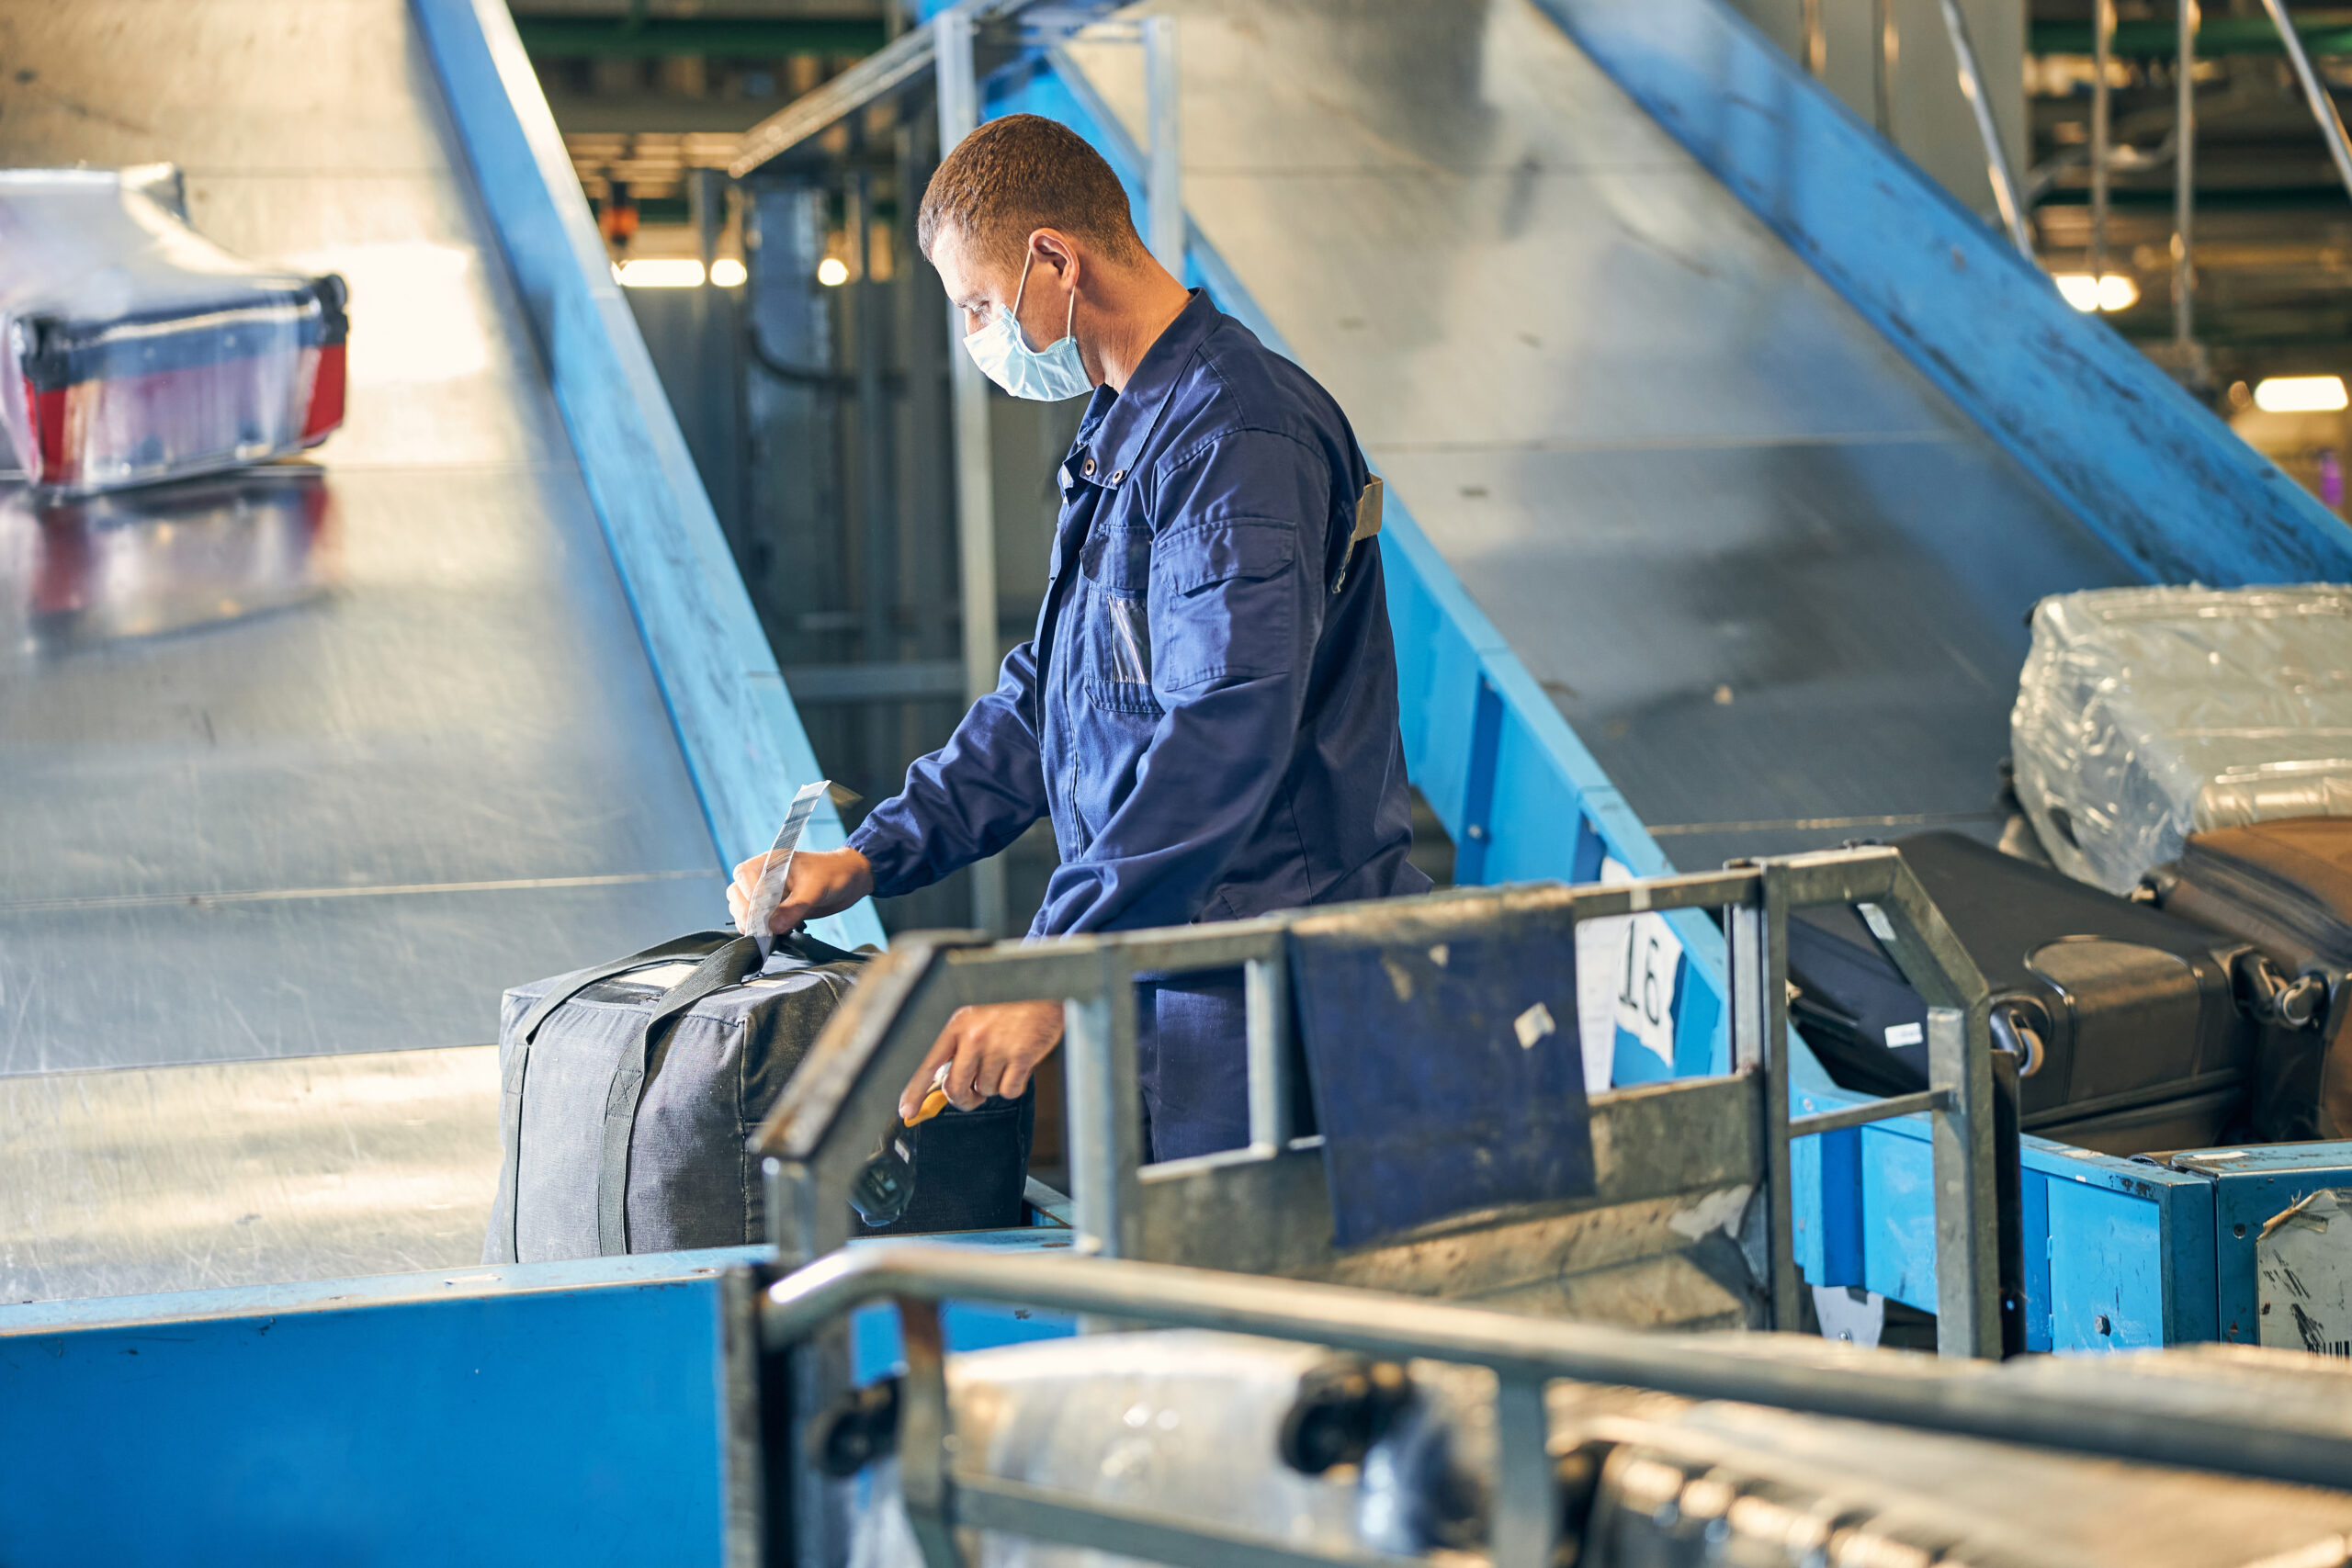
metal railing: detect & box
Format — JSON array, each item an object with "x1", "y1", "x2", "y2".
[
  {"x1": 756, "y1": 844, "x2": 2004, "y2": 1358},
  {"x1": 1936, "y1": 0, "x2": 2035, "y2": 254},
  {"x1": 752, "y1": 1243, "x2": 2352, "y2": 1568}
]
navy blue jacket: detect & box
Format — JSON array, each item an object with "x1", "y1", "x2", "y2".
[{"x1": 848, "y1": 292, "x2": 1427, "y2": 943}]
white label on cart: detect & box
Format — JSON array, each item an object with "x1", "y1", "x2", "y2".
[
  {"x1": 1885, "y1": 1021, "x2": 1924, "y2": 1048},
  {"x1": 2259, "y1": 1189, "x2": 2352, "y2": 1358},
  {"x1": 1575, "y1": 858, "x2": 1683, "y2": 1091}
]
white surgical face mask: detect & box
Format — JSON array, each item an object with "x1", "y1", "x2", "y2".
[{"x1": 962, "y1": 251, "x2": 1090, "y2": 401}]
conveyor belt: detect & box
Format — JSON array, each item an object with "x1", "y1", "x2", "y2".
[
  {"x1": 1064, "y1": 0, "x2": 2141, "y2": 874},
  {"x1": 0, "y1": 0, "x2": 729, "y2": 1296}
]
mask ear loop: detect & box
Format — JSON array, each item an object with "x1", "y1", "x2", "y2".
[
  {"x1": 1008, "y1": 249, "x2": 1036, "y2": 348},
  {"x1": 1008, "y1": 247, "x2": 1078, "y2": 353}
]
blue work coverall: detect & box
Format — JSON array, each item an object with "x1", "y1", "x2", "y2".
[{"x1": 847, "y1": 292, "x2": 1430, "y2": 1159}]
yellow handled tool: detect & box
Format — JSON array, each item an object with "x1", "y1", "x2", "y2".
[{"x1": 908, "y1": 1063, "x2": 952, "y2": 1126}]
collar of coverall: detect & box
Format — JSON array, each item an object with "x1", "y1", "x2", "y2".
[{"x1": 1076, "y1": 288, "x2": 1221, "y2": 492}]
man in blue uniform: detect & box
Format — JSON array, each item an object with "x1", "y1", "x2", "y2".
[{"x1": 729, "y1": 114, "x2": 1427, "y2": 1161}]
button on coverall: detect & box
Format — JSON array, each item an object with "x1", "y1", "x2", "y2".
[{"x1": 848, "y1": 292, "x2": 1430, "y2": 1160}]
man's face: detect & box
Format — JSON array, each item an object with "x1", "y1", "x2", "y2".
[{"x1": 932, "y1": 227, "x2": 1067, "y2": 349}]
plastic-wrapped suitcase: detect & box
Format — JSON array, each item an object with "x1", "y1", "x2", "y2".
[
  {"x1": 0, "y1": 164, "x2": 347, "y2": 494},
  {"x1": 2011, "y1": 584, "x2": 2352, "y2": 896},
  {"x1": 1786, "y1": 831, "x2": 2263, "y2": 1155},
  {"x1": 483, "y1": 928, "x2": 1033, "y2": 1264},
  {"x1": 2143, "y1": 818, "x2": 2352, "y2": 1141}
]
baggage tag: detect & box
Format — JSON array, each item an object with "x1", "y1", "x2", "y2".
[
  {"x1": 741, "y1": 779, "x2": 831, "y2": 962},
  {"x1": 1573, "y1": 857, "x2": 1682, "y2": 1089}
]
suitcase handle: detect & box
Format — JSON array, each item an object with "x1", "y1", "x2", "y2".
[
  {"x1": 2229, "y1": 950, "x2": 2330, "y2": 1031},
  {"x1": 1990, "y1": 1002, "x2": 2047, "y2": 1078}
]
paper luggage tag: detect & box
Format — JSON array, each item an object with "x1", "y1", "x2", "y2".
[
  {"x1": 1331, "y1": 475, "x2": 1385, "y2": 594},
  {"x1": 741, "y1": 779, "x2": 831, "y2": 960}
]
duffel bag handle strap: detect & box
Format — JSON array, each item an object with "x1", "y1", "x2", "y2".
[
  {"x1": 491, "y1": 929, "x2": 737, "y2": 1266},
  {"x1": 596, "y1": 934, "x2": 769, "y2": 1255},
  {"x1": 516, "y1": 930, "x2": 738, "y2": 1045},
  {"x1": 772, "y1": 926, "x2": 867, "y2": 967}
]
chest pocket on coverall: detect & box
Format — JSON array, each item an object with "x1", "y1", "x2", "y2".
[{"x1": 1079, "y1": 525, "x2": 1161, "y2": 716}]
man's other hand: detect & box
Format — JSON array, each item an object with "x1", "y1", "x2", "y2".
[
  {"x1": 900, "y1": 1001, "x2": 1063, "y2": 1119},
  {"x1": 728, "y1": 844, "x2": 875, "y2": 936}
]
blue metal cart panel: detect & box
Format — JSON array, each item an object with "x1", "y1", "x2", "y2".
[
  {"x1": 1792, "y1": 1083, "x2": 2218, "y2": 1349},
  {"x1": 2042, "y1": 1168, "x2": 2208, "y2": 1352}
]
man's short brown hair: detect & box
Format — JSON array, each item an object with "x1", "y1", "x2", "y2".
[{"x1": 919, "y1": 113, "x2": 1145, "y2": 267}]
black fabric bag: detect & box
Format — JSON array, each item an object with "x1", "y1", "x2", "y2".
[
  {"x1": 483, "y1": 929, "x2": 1033, "y2": 1263},
  {"x1": 2143, "y1": 818, "x2": 2352, "y2": 1141},
  {"x1": 1786, "y1": 832, "x2": 2258, "y2": 1156}
]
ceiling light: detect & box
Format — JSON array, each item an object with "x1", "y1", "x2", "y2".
[
  {"x1": 710, "y1": 258, "x2": 747, "y2": 288},
  {"x1": 2054, "y1": 273, "x2": 2101, "y2": 311},
  {"x1": 2053, "y1": 273, "x2": 2138, "y2": 312},
  {"x1": 616, "y1": 257, "x2": 705, "y2": 288},
  {"x1": 817, "y1": 256, "x2": 850, "y2": 288},
  {"x1": 2255, "y1": 376, "x2": 2349, "y2": 414}
]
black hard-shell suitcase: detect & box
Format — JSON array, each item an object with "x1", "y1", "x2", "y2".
[
  {"x1": 2143, "y1": 818, "x2": 2352, "y2": 1141},
  {"x1": 1787, "y1": 831, "x2": 2262, "y2": 1155}
]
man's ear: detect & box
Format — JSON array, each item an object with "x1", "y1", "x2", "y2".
[{"x1": 1030, "y1": 227, "x2": 1081, "y2": 290}]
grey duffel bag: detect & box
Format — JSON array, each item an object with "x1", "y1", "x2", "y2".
[{"x1": 483, "y1": 928, "x2": 1034, "y2": 1263}]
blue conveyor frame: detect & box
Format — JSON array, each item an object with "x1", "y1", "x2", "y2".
[
  {"x1": 413, "y1": 0, "x2": 883, "y2": 950},
  {"x1": 14, "y1": 2, "x2": 2352, "y2": 1559}
]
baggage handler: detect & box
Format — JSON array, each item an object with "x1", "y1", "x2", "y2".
[{"x1": 729, "y1": 114, "x2": 1427, "y2": 1161}]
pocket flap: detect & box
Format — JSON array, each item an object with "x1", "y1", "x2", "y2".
[{"x1": 1159, "y1": 523, "x2": 1295, "y2": 596}]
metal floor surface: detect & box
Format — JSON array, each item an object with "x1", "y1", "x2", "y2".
[
  {"x1": 0, "y1": 0, "x2": 726, "y2": 1298},
  {"x1": 1066, "y1": 0, "x2": 2140, "y2": 874}
]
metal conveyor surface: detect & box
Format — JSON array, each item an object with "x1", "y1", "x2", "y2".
[{"x1": 0, "y1": 0, "x2": 731, "y2": 1298}]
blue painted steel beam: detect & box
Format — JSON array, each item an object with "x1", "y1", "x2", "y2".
[
  {"x1": 0, "y1": 1249, "x2": 752, "y2": 1567},
  {"x1": 410, "y1": 0, "x2": 883, "y2": 950},
  {"x1": 1535, "y1": 0, "x2": 2352, "y2": 589},
  {"x1": 0, "y1": 1235, "x2": 1070, "y2": 1566}
]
